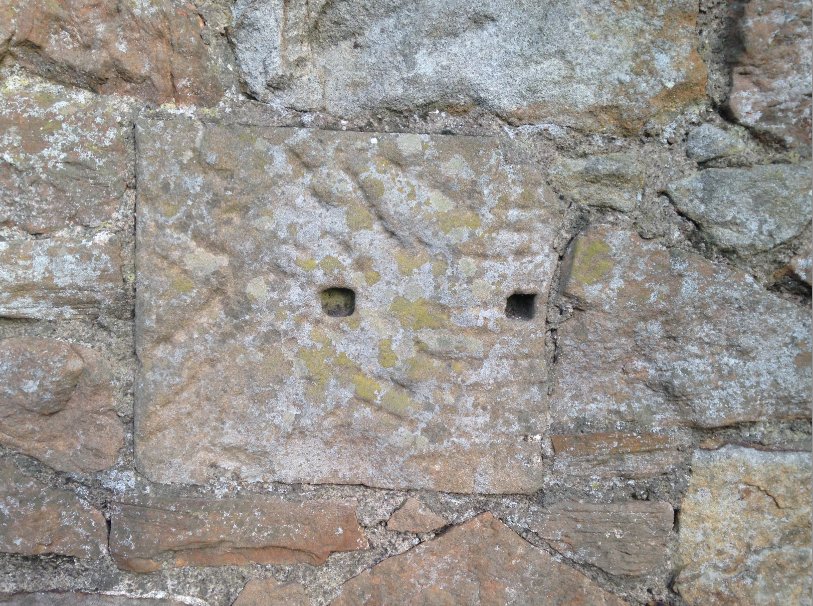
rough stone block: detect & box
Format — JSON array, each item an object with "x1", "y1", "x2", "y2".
[
  {"x1": 0, "y1": 76, "x2": 134, "y2": 234},
  {"x1": 332, "y1": 512, "x2": 628, "y2": 605},
  {"x1": 728, "y1": 0, "x2": 812, "y2": 153},
  {"x1": 666, "y1": 164, "x2": 812, "y2": 254},
  {"x1": 549, "y1": 432, "x2": 687, "y2": 479},
  {"x1": 0, "y1": 337, "x2": 124, "y2": 473},
  {"x1": 675, "y1": 446, "x2": 812, "y2": 605},
  {"x1": 532, "y1": 501, "x2": 674, "y2": 576},
  {"x1": 1, "y1": 0, "x2": 223, "y2": 105},
  {"x1": 552, "y1": 225, "x2": 811, "y2": 430},
  {"x1": 0, "y1": 460, "x2": 106, "y2": 560},
  {"x1": 0, "y1": 234, "x2": 125, "y2": 320},
  {"x1": 231, "y1": 0, "x2": 706, "y2": 133},
  {"x1": 109, "y1": 495, "x2": 366, "y2": 572},
  {"x1": 134, "y1": 117, "x2": 565, "y2": 493},
  {"x1": 387, "y1": 497, "x2": 446, "y2": 534}
]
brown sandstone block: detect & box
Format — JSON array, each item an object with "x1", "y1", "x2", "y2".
[
  {"x1": 675, "y1": 446, "x2": 812, "y2": 605},
  {"x1": 332, "y1": 512, "x2": 629, "y2": 605},
  {"x1": 1, "y1": 0, "x2": 223, "y2": 106},
  {"x1": 0, "y1": 234, "x2": 125, "y2": 320},
  {"x1": 728, "y1": 0, "x2": 812, "y2": 153},
  {"x1": 0, "y1": 460, "x2": 106, "y2": 559},
  {"x1": 532, "y1": 501, "x2": 674, "y2": 576},
  {"x1": 386, "y1": 497, "x2": 446, "y2": 534},
  {"x1": 0, "y1": 337, "x2": 124, "y2": 473},
  {"x1": 0, "y1": 76, "x2": 134, "y2": 234},
  {"x1": 109, "y1": 495, "x2": 367, "y2": 572},
  {"x1": 552, "y1": 225, "x2": 811, "y2": 430}
]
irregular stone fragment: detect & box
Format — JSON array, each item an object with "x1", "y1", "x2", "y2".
[
  {"x1": 550, "y1": 432, "x2": 686, "y2": 479},
  {"x1": 231, "y1": 0, "x2": 706, "y2": 133},
  {"x1": 0, "y1": 460, "x2": 106, "y2": 559},
  {"x1": 685, "y1": 124, "x2": 747, "y2": 163},
  {"x1": 728, "y1": 0, "x2": 812, "y2": 153},
  {"x1": 675, "y1": 446, "x2": 812, "y2": 605},
  {"x1": 2, "y1": 0, "x2": 223, "y2": 105},
  {"x1": 552, "y1": 225, "x2": 811, "y2": 430},
  {"x1": 0, "y1": 337, "x2": 123, "y2": 473},
  {"x1": 109, "y1": 495, "x2": 366, "y2": 572},
  {"x1": 0, "y1": 233, "x2": 125, "y2": 320},
  {"x1": 0, "y1": 595, "x2": 185, "y2": 606},
  {"x1": 552, "y1": 153, "x2": 644, "y2": 212},
  {"x1": 532, "y1": 501, "x2": 673, "y2": 576},
  {"x1": 333, "y1": 512, "x2": 628, "y2": 605},
  {"x1": 666, "y1": 164, "x2": 812, "y2": 254},
  {"x1": 387, "y1": 497, "x2": 446, "y2": 533},
  {"x1": 135, "y1": 117, "x2": 565, "y2": 492},
  {"x1": 233, "y1": 579, "x2": 309, "y2": 606},
  {"x1": 0, "y1": 75, "x2": 133, "y2": 234}
]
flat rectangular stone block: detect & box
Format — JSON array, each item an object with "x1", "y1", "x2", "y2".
[{"x1": 134, "y1": 117, "x2": 565, "y2": 493}]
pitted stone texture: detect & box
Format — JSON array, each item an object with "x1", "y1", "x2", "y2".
[
  {"x1": 0, "y1": 0, "x2": 223, "y2": 106},
  {"x1": 232, "y1": 579, "x2": 309, "y2": 606},
  {"x1": 109, "y1": 495, "x2": 366, "y2": 572},
  {"x1": 135, "y1": 118, "x2": 564, "y2": 492},
  {"x1": 552, "y1": 225, "x2": 811, "y2": 430},
  {"x1": 332, "y1": 512, "x2": 628, "y2": 605},
  {"x1": 0, "y1": 596, "x2": 186, "y2": 606},
  {"x1": 665, "y1": 164, "x2": 812, "y2": 254},
  {"x1": 0, "y1": 234, "x2": 125, "y2": 320},
  {"x1": 0, "y1": 337, "x2": 123, "y2": 473},
  {"x1": 728, "y1": 0, "x2": 812, "y2": 154},
  {"x1": 0, "y1": 460, "x2": 106, "y2": 559},
  {"x1": 532, "y1": 501, "x2": 673, "y2": 576},
  {"x1": 231, "y1": 0, "x2": 705, "y2": 133},
  {"x1": 0, "y1": 76, "x2": 133, "y2": 234},
  {"x1": 675, "y1": 447, "x2": 812, "y2": 606},
  {"x1": 387, "y1": 497, "x2": 446, "y2": 533}
]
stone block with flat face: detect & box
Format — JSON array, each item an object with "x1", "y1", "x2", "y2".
[{"x1": 134, "y1": 117, "x2": 565, "y2": 493}]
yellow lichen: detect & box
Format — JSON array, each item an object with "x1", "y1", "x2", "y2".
[
  {"x1": 378, "y1": 339, "x2": 398, "y2": 368},
  {"x1": 390, "y1": 297, "x2": 448, "y2": 330}
]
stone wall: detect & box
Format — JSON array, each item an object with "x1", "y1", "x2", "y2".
[{"x1": 0, "y1": 0, "x2": 811, "y2": 604}]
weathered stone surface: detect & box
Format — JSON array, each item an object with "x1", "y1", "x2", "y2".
[
  {"x1": 666, "y1": 164, "x2": 812, "y2": 254},
  {"x1": 232, "y1": 579, "x2": 309, "y2": 606},
  {"x1": 685, "y1": 124, "x2": 747, "y2": 163},
  {"x1": 532, "y1": 501, "x2": 673, "y2": 576},
  {"x1": 549, "y1": 432, "x2": 686, "y2": 480},
  {"x1": 0, "y1": 75, "x2": 133, "y2": 234},
  {"x1": 231, "y1": 0, "x2": 706, "y2": 133},
  {"x1": 728, "y1": 0, "x2": 812, "y2": 153},
  {"x1": 0, "y1": 460, "x2": 106, "y2": 559},
  {"x1": 552, "y1": 153, "x2": 644, "y2": 212},
  {"x1": 0, "y1": 595, "x2": 185, "y2": 606},
  {"x1": 387, "y1": 497, "x2": 446, "y2": 533},
  {"x1": 109, "y1": 495, "x2": 366, "y2": 572},
  {"x1": 0, "y1": 233, "x2": 125, "y2": 320},
  {"x1": 135, "y1": 118, "x2": 564, "y2": 492},
  {"x1": 333, "y1": 512, "x2": 628, "y2": 605},
  {"x1": 0, "y1": 337, "x2": 123, "y2": 473},
  {"x1": 675, "y1": 446, "x2": 812, "y2": 605},
  {"x1": 552, "y1": 225, "x2": 811, "y2": 430},
  {"x1": 0, "y1": 0, "x2": 223, "y2": 106}
]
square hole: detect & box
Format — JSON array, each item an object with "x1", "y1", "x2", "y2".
[
  {"x1": 505, "y1": 293, "x2": 536, "y2": 320},
  {"x1": 321, "y1": 287, "x2": 356, "y2": 317}
]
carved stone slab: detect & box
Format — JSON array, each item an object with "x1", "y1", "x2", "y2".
[{"x1": 135, "y1": 118, "x2": 565, "y2": 492}]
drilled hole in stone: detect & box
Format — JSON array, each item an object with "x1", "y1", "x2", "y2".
[
  {"x1": 320, "y1": 287, "x2": 356, "y2": 317},
  {"x1": 505, "y1": 293, "x2": 536, "y2": 320}
]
